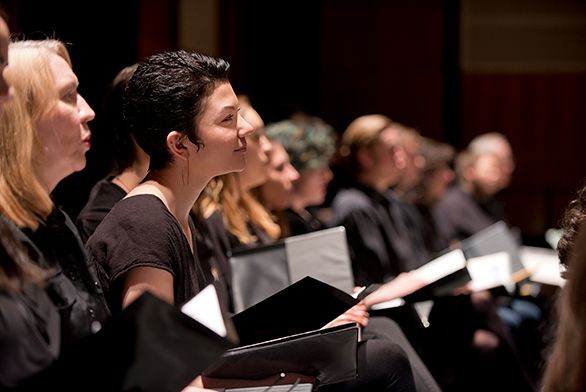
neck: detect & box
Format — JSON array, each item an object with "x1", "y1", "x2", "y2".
[
  {"x1": 114, "y1": 162, "x2": 148, "y2": 193},
  {"x1": 35, "y1": 166, "x2": 63, "y2": 194},
  {"x1": 135, "y1": 165, "x2": 209, "y2": 226},
  {"x1": 357, "y1": 171, "x2": 393, "y2": 193}
]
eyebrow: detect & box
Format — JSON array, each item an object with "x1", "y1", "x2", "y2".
[{"x1": 59, "y1": 80, "x2": 79, "y2": 92}]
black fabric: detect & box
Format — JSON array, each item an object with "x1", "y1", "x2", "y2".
[
  {"x1": 19, "y1": 292, "x2": 234, "y2": 392},
  {"x1": 193, "y1": 210, "x2": 274, "y2": 314},
  {"x1": 205, "y1": 324, "x2": 359, "y2": 387},
  {"x1": 232, "y1": 276, "x2": 358, "y2": 346},
  {"x1": 432, "y1": 185, "x2": 501, "y2": 243},
  {"x1": 319, "y1": 341, "x2": 415, "y2": 392},
  {"x1": 7, "y1": 211, "x2": 110, "y2": 352},
  {"x1": 330, "y1": 183, "x2": 423, "y2": 286},
  {"x1": 285, "y1": 208, "x2": 326, "y2": 236},
  {"x1": 86, "y1": 195, "x2": 210, "y2": 314},
  {"x1": 76, "y1": 177, "x2": 126, "y2": 244},
  {"x1": 0, "y1": 285, "x2": 60, "y2": 389},
  {"x1": 415, "y1": 205, "x2": 450, "y2": 255}
]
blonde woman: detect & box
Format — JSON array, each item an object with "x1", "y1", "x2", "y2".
[{"x1": 0, "y1": 39, "x2": 109, "y2": 356}]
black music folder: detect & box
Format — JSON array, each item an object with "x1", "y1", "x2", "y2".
[
  {"x1": 203, "y1": 323, "x2": 359, "y2": 387},
  {"x1": 461, "y1": 220, "x2": 526, "y2": 276},
  {"x1": 33, "y1": 291, "x2": 235, "y2": 392},
  {"x1": 231, "y1": 276, "x2": 358, "y2": 346},
  {"x1": 229, "y1": 226, "x2": 355, "y2": 313}
]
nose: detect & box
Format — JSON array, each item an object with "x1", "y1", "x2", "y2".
[
  {"x1": 238, "y1": 112, "x2": 254, "y2": 137},
  {"x1": 78, "y1": 94, "x2": 95, "y2": 122},
  {"x1": 323, "y1": 168, "x2": 334, "y2": 182},
  {"x1": 288, "y1": 165, "x2": 300, "y2": 182},
  {"x1": 259, "y1": 133, "x2": 273, "y2": 155}
]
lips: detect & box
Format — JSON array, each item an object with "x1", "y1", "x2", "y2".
[
  {"x1": 83, "y1": 135, "x2": 91, "y2": 149},
  {"x1": 234, "y1": 137, "x2": 247, "y2": 152}
]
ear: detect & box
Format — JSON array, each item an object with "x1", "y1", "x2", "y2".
[
  {"x1": 167, "y1": 131, "x2": 190, "y2": 160},
  {"x1": 356, "y1": 146, "x2": 374, "y2": 171}
]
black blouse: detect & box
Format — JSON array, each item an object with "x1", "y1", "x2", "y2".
[
  {"x1": 0, "y1": 285, "x2": 60, "y2": 388},
  {"x1": 76, "y1": 177, "x2": 127, "y2": 244},
  {"x1": 13, "y1": 210, "x2": 110, "y2": 352},
  {"x1": 86, "y1": 195, "x2": 210, "y2": 313}
]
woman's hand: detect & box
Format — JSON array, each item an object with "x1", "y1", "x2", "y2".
[
  {"x1": 181, "y1": 376, "x2": 216, "y2": 392},
  {"x1": 323, "y1": 301, "x2": 369, "y2": 328}
]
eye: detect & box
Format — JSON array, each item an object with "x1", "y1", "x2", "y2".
[
  {"x1": 62, "y1": 90, "x2": 78, "y2": 104},
  {"x1": 222, "y1": 114, "x2": 234, "y2": 123}
]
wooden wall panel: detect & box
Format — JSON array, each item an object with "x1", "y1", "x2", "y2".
[{"x1": 462, "y1": 73, "x2": 586, "y2": 236}]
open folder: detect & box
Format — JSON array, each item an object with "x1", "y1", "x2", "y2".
[
  {"x1": 460, "y1": 220, "x2": 529, "y2": 282},
  {"x1": 229, "y1": 226, "x2": 355, "y2": 313},
  {"x1": 39, "y1": 290, "x2": 236, "y2": 392},
  {"x1": 204, "y1": 323, "x2": 359, "y2": 387},
  {"x1": 203, "y1": 277, "x2": 360, "y2": 387}
]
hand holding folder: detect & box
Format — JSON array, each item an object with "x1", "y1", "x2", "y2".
[{"x1": 203, "y1": 277, "x2": 361, "y2": 387}]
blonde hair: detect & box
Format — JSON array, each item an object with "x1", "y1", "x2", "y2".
[
  {"x1": 0, "y1": 40, "x2": 71, "y2": 229},
  {"x1": 195, "y1": 173, "x2": 280, "y2": 244},
  {"x1": 338, "y1": 114, "x2": 392, "y2": 175},
  {"x1": 542, "y1": 222, "x2": 586, "y2": 391}
]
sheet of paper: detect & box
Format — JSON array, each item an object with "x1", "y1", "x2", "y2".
[
  {"x1": 181, "y1": 284, "x2": 227, "y2": 337},
  {"x1": 467, "y1": 252, "x2": 513, "y2": 291},
  {"x1": 411, "y1": 249, "x2": 467, "y2": 284},
  {"x1": 520, "y1": 246, "x2": 565, "y2": 287}
]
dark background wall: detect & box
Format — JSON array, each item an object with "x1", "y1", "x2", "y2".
[{"x1": 3, "y1": 0, "x2": 585, "y2": 245}]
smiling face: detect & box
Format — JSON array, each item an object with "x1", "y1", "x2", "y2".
[
  {"x1": 192, "y1": 82, "x2": 254, "y2": 178},
  {"x1": 35, "y1": 52, "x2": 94, "y2": 189}
]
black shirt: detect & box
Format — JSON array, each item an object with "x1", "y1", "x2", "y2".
[
  {"x1": 331, "y1": 183, "x2": 426, "y2": 286},
  {"x1": 0, "y1": 285, "x2": 60, "y2": 388},
  {"x1": 11, "y1": 211, "x2": 110, "y2": 352},
  {"x1": 285, "y1": 208, "x2": 326, "y2": 236},
  {"x1": 86, "y1": 195, "x2": 209, "y2": 313},
  {"x1": 432, "y1": 185, "x2": 503, "y2": 242},
  {"x1": 76, "y1": 177, "x2": 126, "y2": 244}
]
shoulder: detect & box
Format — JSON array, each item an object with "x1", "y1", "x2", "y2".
[{"x1": 332, "y1": 188, "x2": 373, "y2": 211}]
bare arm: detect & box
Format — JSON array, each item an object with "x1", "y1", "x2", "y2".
[{"x1": 122, "y1": 266, "x2": 174, "y2": 308}]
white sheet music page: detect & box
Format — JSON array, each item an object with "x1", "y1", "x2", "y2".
[
  {"x1": 520, "y1": 246, "x2": 566, "y2": 287},
  {"x1": 411, "y1": 249, "x2": 467, "y2": 284},
  {"x1": 181, "y1": 284, "x2": 227, "y2": 337},
  {"x1": 467, "y1": 252, "x2": 514, "y2": 291}
]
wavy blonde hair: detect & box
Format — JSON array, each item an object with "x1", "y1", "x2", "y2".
[
  {"x1": 0, "y1": 40, "x2": 71, "y2": 229},
  {"x1": 195, "y1": 173, "x2": 280, "y2": 244}
]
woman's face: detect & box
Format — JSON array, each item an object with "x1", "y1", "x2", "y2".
[
  {"x1": 259, "y1": 143, "x2": 299, "y2": 211},
  {"x1": 292, "y1": 167, "x2": 333, "y2": 208},
  {"x1": 240, "y1": 131, "x2": 273, "y2": 191},
  {"x1": 194, "y1": 82, "x2": 254, "y2": 177},
  {"x1": 36, "y1": 53, "x2": 94, "y2": 186}
]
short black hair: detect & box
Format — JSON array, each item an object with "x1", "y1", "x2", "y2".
[{"x1": 123, "y1": 50, "x2": 230, "y2": 170}]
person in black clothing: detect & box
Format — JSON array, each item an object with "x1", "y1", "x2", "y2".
[
  {"x1": 327, "y1": 115, "x2": 535, "y2": 392},
  {"x1": 262, "y1": 115, "x2": 336, "y2": 236},
  {"x1": 86, "y1": 50, "x2": 254, "y2": 391},
  {"x1": 432, "y1": 150, "x2": 506, "y2": 242},
  {"x1": 76, "y1": 63, "x2": 149, "y2": 243},
  {"x1": 0, "y1": 39, "x2": 110, "y2": 356},
  {"x1": 329, "y1": 114, "x2": 423, "y2": 285},
  {"x1": 407, "y1": 137, "x2": 456, "y2": 254}
]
